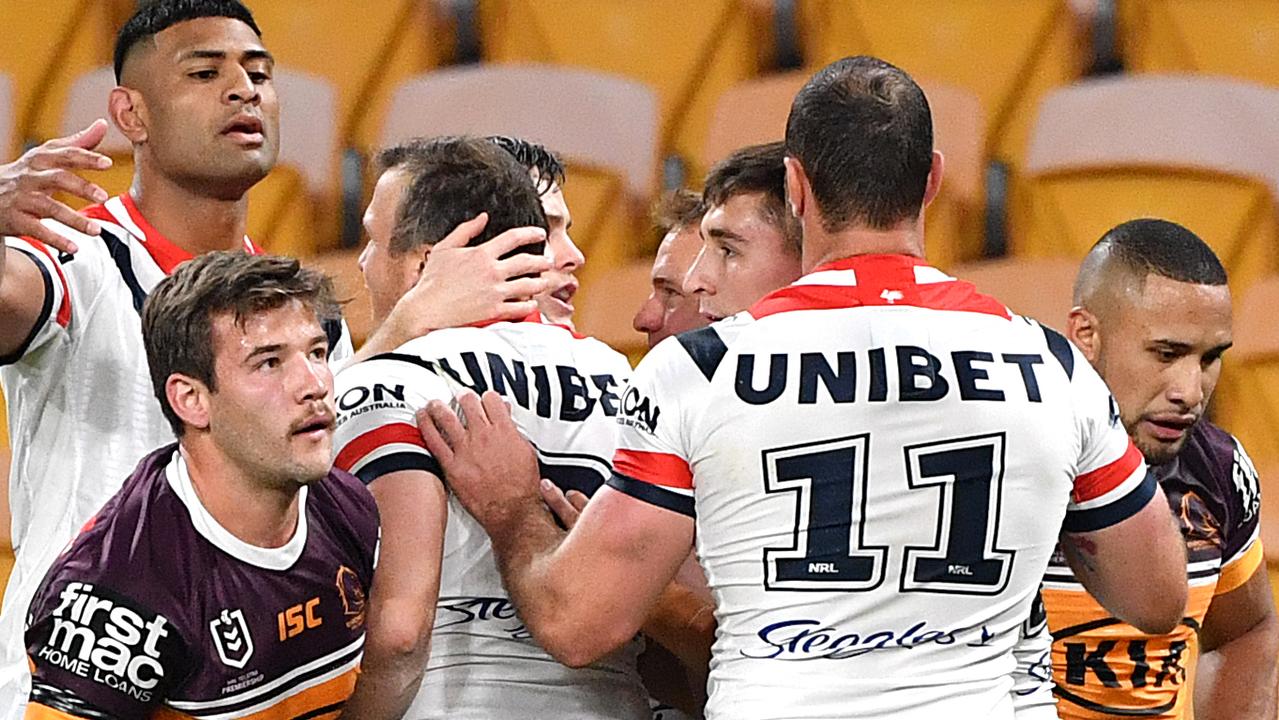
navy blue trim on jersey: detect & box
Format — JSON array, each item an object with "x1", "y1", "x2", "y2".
[
  {"x1": 1041, "y1": 324, "x2": 1074, "y2": 380},
  {"x1": 368, "y1": 352, "x2": 439, "y2": 374},
  {"x1": 0, "y1": 247, "x2": 54, "y2": 366},
  {"x1": 355, "y1": 452, "x2": 444, "y2": 486},
  {"x1": 676, "y1": 326, "x2": 728, "y2": 382},
  {"x1": 99, "y1": 228, "x2": 149, "y2": 314},
  {"x1": 1062, "y1": 470, "x2": 1157, "y2": 533},
  {"x1": 323, "y1": 317, "x2": 343, "y2": 354},
  {"x1": 606, "y1": 472, "x2": 694, "y2": 517}
]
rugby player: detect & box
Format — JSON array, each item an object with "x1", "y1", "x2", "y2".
[
  {"x1": 24, "y1": 252, "x2": 378, "y2": 719},
  {"x1": 333, "y1": 136, "x2": 651, "y2": 719},
  {"x1": 0, "y1": 1, "x2": 543, "y2": 710},
  {"x1": 1041, "y1": 219, "x2": 1279, "y2": 720},
  {"x1": 416, "y1": 56, "x2": 1189, "y2": 719},
  {"x1": 632, "y1": 190, "x2": 706, "y2": 348}
]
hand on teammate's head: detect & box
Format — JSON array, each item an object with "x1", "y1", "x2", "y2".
[{"x1": 0, "y1": 120, "x2": 113, "y2": 253}]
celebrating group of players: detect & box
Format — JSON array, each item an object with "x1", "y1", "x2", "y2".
[{"x1": 0, "y1": 1, "x2": 1274, "y2": 719}]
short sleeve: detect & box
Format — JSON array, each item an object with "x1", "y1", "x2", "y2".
[
  {"x1": 1218, "y1": 437, "x2": 1263, "y2": 594},
  {"x1": 1063, "y1": 359, "x2": 1157, "y2": 533},
  {"x1": 1, "y1": 236, "x2": 72, "y2": 365},
  {"x1": 606, "y1": 338, "x2": 697, "y2": 517},
  {"x1": 332, "y1": 352, "x2": 456, "y2": 485},
  {"x1": 25, "y1": 578, "x2": 188, "y2": 718}
]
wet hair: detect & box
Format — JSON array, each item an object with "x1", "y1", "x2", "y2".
[
  {"x1": 487, "y1": 135, "x2": 566, "y2": 196},
  {"x1": 785, "y1": 55, "x2": 933, "y2": 231},
  {"x1": 375, "y1": 135, "x2": 548, "y2": 256},
  {"x1": 115, "y1": 0, "x2": 262, "y2": 82},
  {"x1": 143, "y1": 252, "x2": 337, "y2": 437},
  {"x1": 702, "y1": 141, "x2": 800, "y2": 254}
]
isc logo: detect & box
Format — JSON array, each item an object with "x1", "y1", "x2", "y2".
[
  {"x1": 278, "y1": 598, "x2": 323, "y2": 641},
  {"x1": 40, "y1": 582, "x2": 170, "y2": 697}
]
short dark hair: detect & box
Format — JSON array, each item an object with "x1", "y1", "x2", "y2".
[
  {"x1": 1076, "y1": 219, "x2": 1228, "y2": 303},
  {"x1": 703, "y1": 142, "x2": 801, "y2": 254},
  {"x1": 143, "y1": 252, "x2": 338, "y2": 437},
  {"x1": 785, "y1": 55, "x2": 934, "y2": 232},
  {"x1": 652, "y1": 189, "x2": 705, "y2": 236},
  {"x1": 115, "y1": 0, "x2": 262, "y2": 82},
  {"x1": 487, "y1": 135, "x2": 566, "y2": 196},
  {"x1": 376, "y1": 136, "x2": 548, "y2": 256}
]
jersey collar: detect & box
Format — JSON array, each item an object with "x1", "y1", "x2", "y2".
[
  {"x1": 470, "y1": 311, "x2": 588, "y2": 339},
  {"x1": 749, "y1": 253, "x2": 1011, "y2": 320},
  {"x1": 86, "y1": 192, "x2": 263, "y2": 275}
]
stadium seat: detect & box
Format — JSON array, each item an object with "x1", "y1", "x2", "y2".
[
  {"x1": 574, "y1": 259, "x2": 653, "y2": 364},
  {"x1": 1213, "y1": 276, "x2": 1279, "y2": 475},
  {"x1": 0, "y1": 0, "x2": 115, "y2": 146},
  {"x1": 949, "y1": 257, "x2": 1079, "y2": 332},
  {"x1": 242, "y1": 0, "x2": 450, "y2": 154},
  {"x1": 1011, "y1": 75, "x2": 1279, "y2": 298},
  {"x1": 0, "y1": 390, "x2": 10, "y2": 592},
  {"x1": 702, "y1": 71, "x2": 987, "y2": 269},
  {"x1": 380, "y1": 64, "x2": 660, "y2": 289},
  {"x1": 1119, "y1": 0, "x2": 1279, "y2": 87},
  {"x1": 1259, "y1": 462, "x2": 1279, "y2": 565},
  {"x1": 60, "y1": 66, "x2": 341, "y2": 256},
  {"x1": 476, "y1": 0, "x2": 770, "y2": 186},
  {"x1": 0, "y1": 74, "x2": 14, "y2": 159},
  {"x1": 304, "y1": 248, "x2": 373, "y2": 347},
  {"x1": 795, "y1": 0, "x2": 1086, "y2": 175}
]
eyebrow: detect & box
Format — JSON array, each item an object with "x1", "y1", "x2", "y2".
[
  {"x1": 706, "y1": 226, "x2": 747, "y2": 243},
  {"x1": 180, "y1": 48, "x2": 275, "y2": 63},
  {"x1": 243, "y1": 334, "x2": 327, "y2": 361}
]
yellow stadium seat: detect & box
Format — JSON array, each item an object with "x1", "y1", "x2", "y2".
[
  {"x1": 243, "y1": 0, "x2": 450, "y2": 154},
  {"x1": 0, "y1": 0, "x2": 115, "y2": 146},
  {"x1": 1214, "y1": 277, "x2": 1279, "y2": 476},
  {"x1": 304, "y1": 248, "x2": 373, "y2": 347},
  {"x1": 0, "y1": 74, "x2": 14, "y2": 159},
  {"x1": 0, "y1": 390, "x2": 10, "y2": 593},
  {"x1": 796, "y1": 0, "x2": 1086, "y2": 174},
  {"x1": 477, "y1": 0, "x2": 770, "y2": 185},
  {"x1": 1011, "y1": 76, "x2": 1279, "y2": 298},
  {"x1": 575, "y1": 259, "x2": 653, "y2": 365},
  {"x1": 380, "y1": 65, "x2": 660, "y2": 290},
  {"x1": 60, "y1": 66, "x2": 341, "y2": 256},
  {"x1": 1120, "y1": 0, "x2": 1279, "y2": 86},
  {"x1": 702, "y1": 71, "x2": 987, "y2": 269},
  {"x1": 949, "y1": 257, "x2": 1080, "y2": 331}
]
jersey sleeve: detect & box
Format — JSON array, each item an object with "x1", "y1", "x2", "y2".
[
  {"x1": 25, "y1": 575, "x2": 189, "y2": 718},
  {"x1": 605, "y1": 338, "x2": 696, "y2": 518},
  {"x1": 332, "y1": 352, "x2": 455, "y2": 485},
  {"x1": 1, "y1": 235, "x2": 73, "y2": 365},
  {"x1": 1063, "y1": 357, "x2": 1157, "y2": 533},
  {"x1": 1218, "y1": 436, "x2": 1263, "y2": 594}
]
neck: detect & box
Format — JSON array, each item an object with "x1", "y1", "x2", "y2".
[
  {"x1": 800, "y1": 215, "x2": 926, "y2": 273},
  {"x1": 130, "y1": 166, "x2": 250, "y2": 254},
  {"x1": 179, "y1": 439, "x2": 300, "y2": 548}
]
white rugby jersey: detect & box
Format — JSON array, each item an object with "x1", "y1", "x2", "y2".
[
  {"x1": 608, "y1": 255, "x2": 1154, "y2": 720},
  {"x1": 332, "y1": 317, "x2": 650, "y2": 720},
  {"x1": 0, "y1": 194, "x2": 353, "y2": 719}
]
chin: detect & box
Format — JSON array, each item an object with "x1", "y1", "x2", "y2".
[{"x1": 1136, "y1": 437, "x2": 1185, "y2": 466}]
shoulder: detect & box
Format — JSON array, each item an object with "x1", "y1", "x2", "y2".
[{"x1": 1182, "y1": 421, "x2": 1261, "y2": 510}]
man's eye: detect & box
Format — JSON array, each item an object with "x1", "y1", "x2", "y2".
[
  {"x1": 190, "y1": 70, "x2": 217, "y2": 80},
  {"x1": 249, "y1": 71, "x2": 271, "y2": 84}
]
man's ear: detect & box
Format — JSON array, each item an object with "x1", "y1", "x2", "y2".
[
  {"x1": 166, "y1": 373, "x2": 211, "y2": 432},
  {"x1": 1067, "y1": 306, "x2": 1102, "y2": 365},
  {"x1": 784, "y1": 156, "x2": 808, "y2": 220},
  {"x1": 922, "y1": 150, "x2": 944, "y2": 208},
  {"x1": 108, "y1": 86, "x2": 147, "y2": 145}
]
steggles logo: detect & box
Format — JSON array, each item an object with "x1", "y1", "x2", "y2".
[{"x1": 210, "y1": 608, "x2": 254, "y2": 669}]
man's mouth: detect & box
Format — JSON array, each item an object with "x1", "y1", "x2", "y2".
[
  {"x1": 222, "y1": 115, "x2": 265, "y2": 145},
  {"x1": 1141, "y1": 414, "x2": 1197, "y2": 442},
  {"x1": 291, "y1": 412, "x2": 335, "y2": 439},
  {"x1": 551, "y1": 280, "x2": 578, "y2": 306}
]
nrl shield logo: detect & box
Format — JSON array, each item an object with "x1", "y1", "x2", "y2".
[{"x1": 210, "y1": 608, "x2": 254, "y2": 669}]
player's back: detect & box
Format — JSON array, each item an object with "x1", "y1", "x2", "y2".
[
  {"x1": 334, "y1": 317, "x2": 649, "y2": 720},
  {"x1": 612, "y1": 256, "x2": 1148, "y2": 719}
]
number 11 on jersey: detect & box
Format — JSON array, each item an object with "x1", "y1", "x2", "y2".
[{"x1": 762, "y1": 432, "x2": 1015, "y2": 595}]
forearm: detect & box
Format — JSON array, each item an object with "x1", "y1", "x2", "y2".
[
  {"x1": 339, "y1": 606, "x2": 435, "y2": 719},
  {"x1": 640, "y1": 581, "x2": 716, "y2": 677},
  {"x1": 1195, "y1": 613, "x2": 1279, "y2": 720}
]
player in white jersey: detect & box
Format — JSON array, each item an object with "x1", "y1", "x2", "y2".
[
  {"x1": 333, "y1": 135, "x2": 650, "y2": 719},
  {"x1": 415, "y1": 56, "x2": 1189, "y2": 720},
  {"x1": 0, "y1": 3, "x2": 550, "y2": 714}
]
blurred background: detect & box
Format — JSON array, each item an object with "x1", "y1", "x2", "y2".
[{"x1": 3, "y1": 0, "x2": 1279, "y2": 681}]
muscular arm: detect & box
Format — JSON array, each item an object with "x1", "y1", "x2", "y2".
[
  {"x1": 1194, "y1": 566, "x2": 1279, "y2": 720},
  {"x1": 1061, "y1": 481, "x2": 1187, "y2": 634},
  {"x1": 339, "y1": 469, "x2": 447, "y2": 719},
  {"x1": 0, "y1": 248, "x2": 52, "y2": 358},
  {"x1": 419, "y1": 391, "x2": 696, "y2": 668}
]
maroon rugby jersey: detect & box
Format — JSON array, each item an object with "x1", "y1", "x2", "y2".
[{"x1": 23, "y1": 444, "x2": 379, "y2": 719}]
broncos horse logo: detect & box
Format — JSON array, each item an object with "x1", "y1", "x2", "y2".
[{"x1": 336, "y1": 566, "x2": 367, "y2": 630}]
